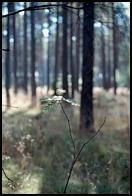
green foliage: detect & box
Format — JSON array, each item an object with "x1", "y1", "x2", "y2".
[
  {"x1": 40, "y1": 97, "x2": 57, "y2": 111},
  {"x1": 2, "y1": 93, "x2": 130, "y2": 194},
  {"x1": 40, "y1": 95, "x2": 80, "y2": 113}
]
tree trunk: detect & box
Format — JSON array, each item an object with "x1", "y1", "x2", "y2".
[
  {"x1": 5, "y1": 3, "x2": 11, "y2": 108},
  {"x1": 101, "y1": 23, "x2": 107, "y2": 89},
  {"x1": 47, "y1": 9, "x2": 51, "y2": 93},
  {"x1": 54, "y1": 4, "x2": 59, "y2": 95},
  {"x1": 107, "y1": 27, "x2": 111, "y2": 89},
  {"x1": 11, "y1": 3, "x2": 18, "y2": 94},
  {"x1": 31, "y1": 2, "x2": 36, "y2": 104},
  {"x1": 70, "y1": 3, "x2": 74, "y2": 98},
  {"x1": 62, "y1": 3, "x2": 68, "y2": 98},
  {"x1": 76, "y1": 3, "x2": 80, "y2": 92},
  {"x1": 24, "y1": 2, "x2": 28, "y2": 94},
  {"x1": 112, "y1": 3, "x2": 118, "y2": 95},
  {"x1": 80, "y1": 3, "x2": 94, "y2": 133}
]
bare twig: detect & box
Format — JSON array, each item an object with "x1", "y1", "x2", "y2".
[
  {"x1": 2, "y1": 4, "x2": 83, "y2": 18},
  {"x1": 2, "y1": 3, "x2": 128, "y2": 41},
  {"x1": 60, "y1": 103, "x2": 76, "y2": 159},
  {"x1": 2, "y1": 168, "x2": 16, "y2": 185},
  {"x1": 63, "y1": 117, "x2": 106, "y2": 194}
]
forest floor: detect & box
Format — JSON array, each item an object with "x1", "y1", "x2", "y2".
[{"x1": 2, "y1": 87, "x2": 130, "y2": 194}]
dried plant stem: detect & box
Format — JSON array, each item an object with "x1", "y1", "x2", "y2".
[
  {"x1": 60, "y1": 103, "x2": 76, "y2": 159},
  {"x1": 63, "y1": 117, "x2": 106, "y2": 194},
  {"x1": 2, "y1": 168, "x2": 15, "y2": 184}
]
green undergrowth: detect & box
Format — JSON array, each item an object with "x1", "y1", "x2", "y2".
[{"x1": 2, "y1": 92, "x2": 130, "y2": 194}]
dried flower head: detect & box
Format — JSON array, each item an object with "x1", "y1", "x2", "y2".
[{"x1": 56, "y1": 89, "x2": 66, "y2": 96}]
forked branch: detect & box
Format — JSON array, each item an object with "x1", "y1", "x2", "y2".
[{"x1": 63, "y1": 117, "x2": 106, "y2": 194}]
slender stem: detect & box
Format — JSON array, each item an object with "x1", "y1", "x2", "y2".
[
  {"x1": 2, "y1": 168, "x2": 15, "y2": 184},
  {"x1": 63, "y1": 159, "x2": 76, "y2": 194},
  {"x1": 60, "y1": 103, "x2": 76, "y2": 159},
  {"x1": 63, "y1": 117, "x2": 106, "y2": 194},
  {"x1": 2, "y1": 4, "x2": 83, "y2": 18}
]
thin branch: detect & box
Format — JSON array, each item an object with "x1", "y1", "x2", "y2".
[
  {"x1": 2, "y1": 168, "x2": 16, "y2": 185},
  {"x1": 63, "y1": 117, "x2": 106, "y2": 194},
  {"x1": 2, "y1": 4, "x2": 83, "y2": 18},
  {"x1": 2, "y1": 3, "x2": 128, "y2": 40},
  {"x1": 2, "y1": 2, "x2": 128, "y2": 19},
  {"x1": 74, "y1": 117, "x2": 106, "y2": 163},
  {"x1": 60, "y1": 103, "x2": 76, "y2": 159}
]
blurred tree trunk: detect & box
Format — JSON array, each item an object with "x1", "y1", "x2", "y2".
[
  {"x1": 5, "y1": 3, "x2": 11, "y2": 108},
  {"x1": 23, "y1": 2, "x2": 28, "y2": 94},
  {"x1": 62, "y1": 3, "x2": 68, "y2": 98},
  {"x1": 80, "y1": 3, "x2": 94, "y2": 133},
  {"x1": 31, "y1": 2, "x2": 36, "y2": 105},
  {"x1": 107, "y1": 6, "x2": 112, "y2": 89},
  {"x1": 75, "y1": 3, "x2": 80, "y2": 92},
  {"x1": 112, "y1": 3, "x2": 118, "y2": 95},
  {"x1": 40, "y1": 12, "x2": 45, "y2": 87},
  {"x1": 70, "y1": 3, "x2": 74, "y2": 98},
  {"x1": 47, "y1": 9, "x2": 51, "y2": 93},
  {"x1": 58, "y1": 4, "x2": 62, "y2": 77},
  {"x1": 11, "y1": 3, "x2": 18, "y2": 94},
  {"x1": 107, "y1": 27, "x2": 111, "y2": 89},
  {"x1": 101, "y1": 23, "x2": 107, "y2": 89},
  {"x1": 54, "y1": 4, "x2": 59, "y2": 95}
]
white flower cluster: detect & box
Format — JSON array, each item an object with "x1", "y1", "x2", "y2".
[
  {"x1": 2, "y1": 155, "x2": 11, "y2": 161},
  {"x1": 63, "y1": 98, "x2": 80, "y2": 107},
  {"x1": 40, "y1": 89, "x2": 80, "y2": 109},
  {"x1": 21, "y1": 134, "x2": 34, "y2": 142},
  {"x1": 52, "y1": 95, "x2": 63, "y2": 103},
  {"x1": 56, "y1": 89, "x2": 66, "y2": 95},
  {"x1": 17, "y1": 141, "x2": 26, "y2": 153}
]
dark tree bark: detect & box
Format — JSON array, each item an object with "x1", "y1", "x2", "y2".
[
  {"x1": 101, "y1": 23, "x2": 107, "y2": 89},
  {"x1": 31, "y1": 2, "x2": 36, "y2": 104},
  {"x1": 39, "y1": 12, "x2": 45, "y2": 87},
  {"x1": 23, "y1": 2, "x2": 28, "y2": 94},
  {"x1": 107, "y1": 6, "x2": 112, "y2": 89},
  {"x1": 75, "y1": 3, "x2": 80, "y2": 92},
  {"x1": 11, "y1": 3, "x2": 18, "y2": 94},
  {"x1": 70, "y1": 3, "x2": 74, "y2": 98},
  {"x1": 47, "y1": 9, "x2": 51, "y2": 93},
  {"x1": 107, "y1": 27, "x2": 111, "y2": 89},
  {"x1": 54, "y1": 4, "x2": 59, "y2": 95},
  {"x1": 80, "y1": 3, "x2": 94, "y2": 133},
  {"x1": 112, "y1": 3, "x2": 118, "y2": 95},
  {"x1": 57, "y1": 5, "x2": 62, "y2": 77},
  {"x1": 62, "y1": 3, "x2": 68, "y2": 98},
  {"x1": 5, "y1": 3, "x2": 11, "y2": 108}
]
